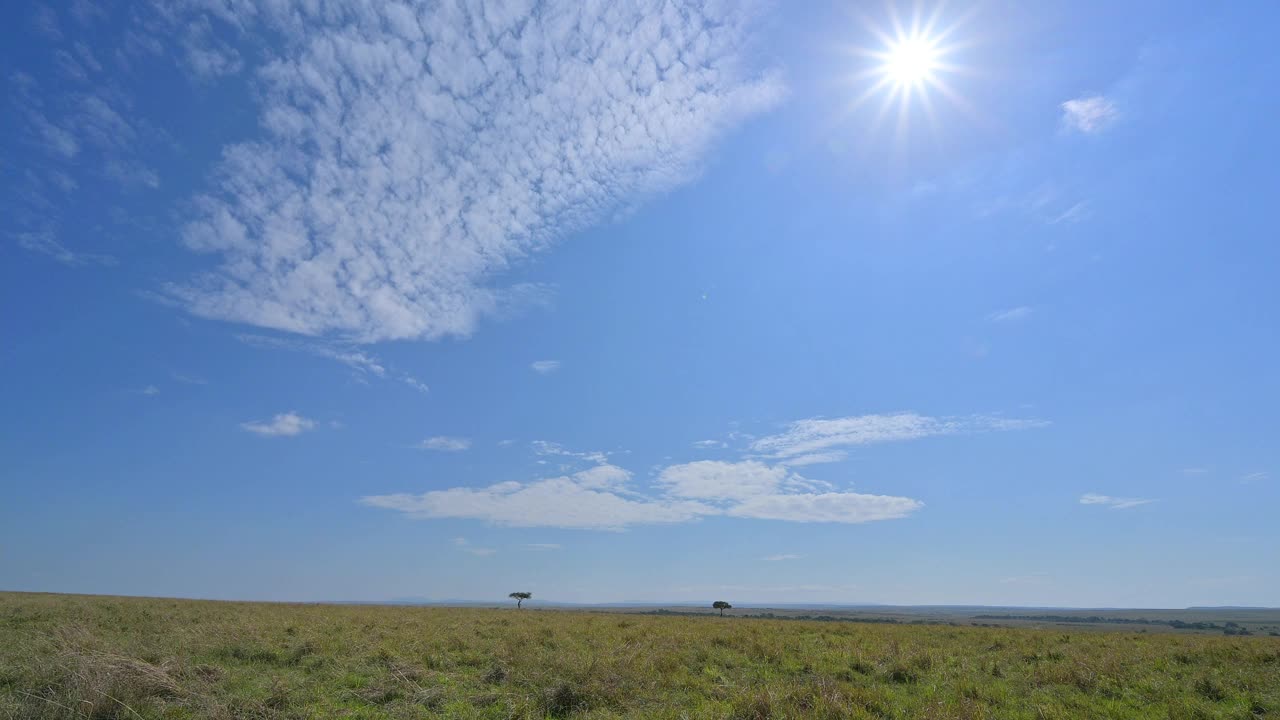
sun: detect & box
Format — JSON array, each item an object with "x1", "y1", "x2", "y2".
[
  {"x1": 883, "y1": 35, "x2": 940, "y2": 88},
  {"x1": 840, "y1": 7, "x2": 973, "y2": 140}
]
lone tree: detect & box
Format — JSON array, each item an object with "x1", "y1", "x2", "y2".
[
  {"x1": 509, "y1": 591, "x2": 532, "y2": 609},
  {"x1": 712, "y1": 600, "x2": 732, "y2": 617}
]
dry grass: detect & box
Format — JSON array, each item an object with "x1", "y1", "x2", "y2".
[{"x1": 2, "y1": 592, "x2": 1277, "y2": 719}]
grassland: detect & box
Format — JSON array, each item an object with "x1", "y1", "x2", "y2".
[{"x1": 2, "y1": 593, "x2": 1277, "y2": 719}]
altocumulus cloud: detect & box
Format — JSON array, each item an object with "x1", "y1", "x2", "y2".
[{"x1": 168, "y1": 0, "x2": 783, "y2": 343}]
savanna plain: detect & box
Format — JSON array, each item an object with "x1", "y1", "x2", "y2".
[{"x1": 2, "y1": 592, "x2": 1277, "y2": 719}]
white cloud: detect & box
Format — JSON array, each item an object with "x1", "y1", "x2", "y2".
[
  {"x1": 241, "y1": 411, "x2": 317, "y2": 437},
  {"x1": 361, "y1": 405, "x2": 1059, "y2": 530},
  {"x1": 751, "y1": 413, "x2": 1047, "y2": 459},
  {"x1": 401, "y1": 377, "x2": 430, "y2": 394},
  {"x1": 987, "y1": 306, "x2": 1034, "y2": 323},
  {"x1": 1061, "y1": 95, "x2": 1118, "y2": 134},
  {"x1": 8, "y1": 61, "x2": 163, "y2": 264},
  {"x1": 692, "y1": 439, "x2": 726, "y2": 449},
  {"x1": 1047, "y1": 201, "x2": 1092, "y2": 225},
  {"x1": 140, "y1": 385, "x2": 160, "y2": 396},
  {"x1": 170, "y1": 372, "x2": 208, "y2": 385},
  {"x1": 465, "y1": 547, "x2": 497, "y2": 557},
  {"x1": 657, "y1": 460, "x2": 788, "y2": 501},
  {"x1": 32, "y1": 117, "x2": 80, "y2": 158},
  {"x1": 1240, "y1": 471, "x2": 1268, "y2": 483},
  {"x1": 530, "y1": 440, "x2": 608, "y2": 464},
  {"x1": 417, "y1": 436, "x2": 471, "y2": 452},
  {"x1": 237, "y1": 333, "x2": 428, "y2": 392},
  {"x1": 168, "y1": 1, "x2": 782, "y2": 343},
  {"x1": 239, "y1": 334, "x2": 385, "y2": 376},
  {"x1": 1079, "y1": 493, "x2": 1154, "y2": 510},
  {"x1": 362, "y1": 409, "x2": 1054, "y2": 529},
  {"x1": 762, "y1": 554, "x2": 802, "y2": 562},
  {"x1": 364, "y1": 458, "x2": 921, "y2": 530},
  {"x1": 179, "y1": 14, "x2": 243, "y2": 79},
  {"x1": 727, "y1": 491, "x2": 921, "y2": 524},
  {"x1": 531, "y1": 360, "x2": 562, "y2": 375},
  {"x1": 69, "y1": 0, "x2": 105, "y2": 26},
  {"x1": 779, "y1": 451, "x2": 848, "y2": 467},
  {"x1": 361, "y1": 464, "x2": 713, "y2": 531},
  {"x1": 523, "y1": 543, "x2": 562, "y2": 550},
  {"x1": 16, "y1": 230, "x2": 117, "y2": 267},
  {"x1": 31, "y1": 5, "x2": 62, "y2": 40}
]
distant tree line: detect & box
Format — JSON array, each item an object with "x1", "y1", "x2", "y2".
[
  {"x1": 642, "y1": 609, "x2": 939, "y2": 626},
  {"x1": 972, "y1": 614, "x2": 1255, "y2": 635}
]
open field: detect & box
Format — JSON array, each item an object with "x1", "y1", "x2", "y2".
[{"x1": 3, "y1": 593, "x2": 1278, "y2": 719}]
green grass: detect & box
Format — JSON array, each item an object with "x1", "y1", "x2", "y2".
[{"x1": 2, "y1": 592, "x2": 1277, "y2": 719}]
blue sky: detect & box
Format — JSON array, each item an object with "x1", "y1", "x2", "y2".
[{"x1": 2, "y1": 0, "x2": 1277, "y2": 608}]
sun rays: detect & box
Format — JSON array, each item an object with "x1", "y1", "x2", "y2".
[{"x1": 845, "y1": 5, "x2": 974, "y2": 142}]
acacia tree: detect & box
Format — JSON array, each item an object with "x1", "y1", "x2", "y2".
[
  {"x1": 509, "y1": 591, "x2": 532, "y2": 609},
  {"x1": 712, "y1": 600, "x2": 732, "y2": 617}
]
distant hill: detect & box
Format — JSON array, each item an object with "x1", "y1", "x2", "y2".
[{"x1": 1188, "y1": 606, "x2": 1277, "y2": 610}]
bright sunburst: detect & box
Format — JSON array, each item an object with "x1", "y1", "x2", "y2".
[{"x1": 845, "y1": 7, "x2": 972, "y2": 139}]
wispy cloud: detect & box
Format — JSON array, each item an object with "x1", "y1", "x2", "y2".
[
  {"x1": 15, "y1": 230, "x2": 118, "y2": 267},
  {"x1": 987, "y1": 306, "x2": 1034, "y2": 323},
  {"x1": 7, "y1": 47, "x2": 163, "y2": 268},
  {"x1": 762, "y1": 554, "x2": 803, "y2": 562},
  {"x1": 523, "y1": 543, "x2": 562, "y2": 551},
  {"x1": 531, "y1": 360, "x2": 562, "y2": 375},
  {"x1": 237, "y1": 334, "x2": 427, "y2": 393},
  {"x1": 1240, "y1": 471, "x2": 1269, "y2": 484},
  {"x1": 1061, "y1": 95, "x2": 1118, "y2": 134},
  {"x1": 692, "y1": 439, "x2": 726, "y2": 449},
  {"x1": 241, "y1": 411, "x2": 317, "y2": 438},
  {"x1": 238, "y1": 334, "x2": 384, "y2": 376},
  {"x1": 417, "y1": 436, "x2": 471, "y2": 452},
  {"x1": 167, "y1": 2, "x2": 782, "y2": 343},
  {"x1": 401, "y1": 377, "x2": 430, "y2": 394},
  {"x1": 531, "y1": 441, "x2": 609, "y2": 465},
  {"x1": 139, "y1": 385, "x2": 160, "y2": 396},
  {"x1": 1047, "y1": 201, "x2": 1092, "y2": 225},
  {"x1": 30, "y1": 5, "x2": 62, "y2": 40},
  {"x1": 451, "y1": 538, "x2": 497, "y2": 556},
  {"x1": 778, "y1": 451, "x2": 849, "y2": 467},
  {"x1": 178, "y1": 14, "x2": 243, "y2": 79},
  {"x1": 750, "y1": 413, "x2": 1047, "y2": 459},
  {"x1": 1079, "y1": 493, "x2": 1154, "y2": 510},
  {"x1": 170, "y1": 372, "x2": 208, "y2": 385}
]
